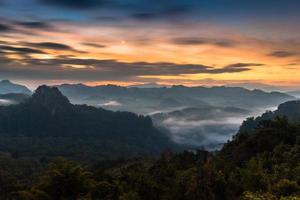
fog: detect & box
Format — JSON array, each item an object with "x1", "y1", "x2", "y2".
[
  {"x1": 0, "y1": 99, "x2": 14, "y2": 106},
  {"x1": 159, "y1": 116, "x2": 247, "y2": 150},
  {"x1": 97, "y1": 101, "x2": 122, "y2": 107},
  {"x1": 153, "y1": 106, "x2": 278, "y2": 150}
]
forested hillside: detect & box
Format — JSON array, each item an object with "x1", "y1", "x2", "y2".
[
  {"x1": 0, "y1": 86, "x2": 177, "y2": 163},
  {"x1": 1, "y1": 102, "x2": 300, "y2": 199}
]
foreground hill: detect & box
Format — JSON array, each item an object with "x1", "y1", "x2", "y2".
[
  {"x1": 0, "y1": 86, "x2": 177, "y2": 162},
  {"x1": 238, "y1": 100, "x2": 300, "y2": 134},
  {"x1": 221, "y1": 100, "x2": 300, "y2": 164},
  {"x1": 1, "y1": 100, "x2": 300, "y2": 199}
]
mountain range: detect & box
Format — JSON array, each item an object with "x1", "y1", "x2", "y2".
[
  {"x1": 0, "y1": 80, "x2": 296, "y2": 149},
  {"x1": 56, "y1": 84, "x2": 294, "y2": 114},
  {"x1": 55, "y1": 83, "x2": 295, "y2": 149}
]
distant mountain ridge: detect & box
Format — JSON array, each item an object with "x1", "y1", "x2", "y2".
[
  {"x1": 0, "y1": 81, "x2": 295, "y2": 150},
  {"x1": 54, "y1": 83, "x2": 295, "y2": 149},
  {"x1": 0, "y1": 80, "x2": 32, "y2": 95},
  {"x1": 288, "y1": 90, "x2": 300, "y2": 98},
  {"x1": 56, "y1": 83, "x2": 295, "y2": 114},
  {"x1": 129, "y1": 82, "x2": 169, "y2": 88}
]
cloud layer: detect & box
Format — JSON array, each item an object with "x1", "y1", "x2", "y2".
[{"x1": 0, "y1": 0, "x2": 299, "y2": 87}]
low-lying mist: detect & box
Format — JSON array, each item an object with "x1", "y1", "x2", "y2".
[
  {"x1": 151, "y1": 107, "x2": 277, "y2": 150},
  {"x1": 0, "y1": 99, "x2": 14, "y2": 106}
]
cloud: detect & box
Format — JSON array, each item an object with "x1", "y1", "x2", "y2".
[
  {"x1": 40, "y1": 0, "x2": 106, "y2": 9},
  {"x1": 0, "y1": 50, "x2": 263, "y2": 82},
  {"x1": 16, "y1": 21, "x2": 52, "y2": 29},
  {"x1": 0, "y1": 24, "x2": 12, "y2": 32},
  {"x1": 39, "y1": 0, "x2": 196, "y2": 21},
  {"x1": 131, "y1": 7, "x2": 189, "y2": 21},
  {"x1": 158, "y1": 114, "x2": 250, "y2": 149},
  {"x1": 82, "y1": 43, "x2": 106, "y2": 48},
  {"x1": 98, "y1": 101, "x2": 122, "y2": 107},
  {"x1": 0, "y1": 45, "x2": 45, "y2": 54},
  {"x1": 171, "y1": 37, "x2": 236, "y2": 47},
  {"x1": 225, "y1": 63, "x2": 264, "y2": 69},
  {"x1": 172, "y1": 37, "x2": 206, "y2": 45},
  {"x1": 211, "y1": 63, "x2": 264, "y2": 73},
  {"x1": 23, "y1": 42, "x2": 75, "y2": 51},
  {"x1": 0, "y1": 99, "x2": 14, "y2": 106},
  {"x1": 268, "y1": 51, "x2": 296, "y2": 58}
]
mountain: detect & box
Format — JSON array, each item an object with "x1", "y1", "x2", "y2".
[
  {"x1": 0, "y1": 86, "x2": 177, "y2": 163},
  {"x1": 222, "y1": 114, "x2": 300, "y2": 166},
  {"x1": 57, "y1": 84, "x2": 295, "y2": 114},
  {"x1": 2, "y1": 99, "x2": 300, "y2": 200},
  {"x1": 220, "y1": 99, "x2": 300, "y2": 164},
  {"x1": 0, "y1": 80, "x2": 32, "y2": 95},
  {"x1": 225, "y1": 82, "x2": 283, "y2": 92},
  {"x1": 288, "y1": 90, "x2": 300, "y2": 98},
  {"x1": 55, "y1": 84, "x2": 295, "y2": 149},
  {"x1": 129, "y1": 82, "x2": 169, "y2": 88},
  {"x1": 238, "y1": 100, "x2": 300, "y2": 134}
]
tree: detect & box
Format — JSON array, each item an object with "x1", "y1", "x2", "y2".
[{"x1": 35, "y1": 157, "x2": 93, "y2": 200}]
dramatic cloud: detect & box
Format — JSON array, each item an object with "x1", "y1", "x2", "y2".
[
  {"x1": 0, "y1": 50, "x2": 263, "y2": 82},
  {"x1": 23, "y1": 42, "x2": 75, "y2": 51},
  {"x1": 268, "y1": 51, "x2": 296, "y2": 58},
  {"x1": 0, "y1": 0, "x2": 299, "y2": 87},
  {"x1": 0, "y1": 45, "x2": 45, "y2": 54}
]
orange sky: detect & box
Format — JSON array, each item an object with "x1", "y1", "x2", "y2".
[{"x1": 0, "y1": 2, "x2": 300, "y2": 90}]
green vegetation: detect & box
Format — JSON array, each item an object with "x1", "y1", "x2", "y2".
[
  {"x1": 0, "y1": 115, "x2": 300, "y2": 199},
  {"x1": 0, "y1": 86, "x2": 177, "y2": 163},
  {"x1": 1, "y1": 87, "x2": 300, "y2": 199}
]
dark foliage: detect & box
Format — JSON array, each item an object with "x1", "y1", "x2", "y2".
[
  {"x1": 0, "y1": 86, "x2": 177, "y2": 163},
  {"x1": 1, "y1": 91, "x2": 300, "y2": 199}
]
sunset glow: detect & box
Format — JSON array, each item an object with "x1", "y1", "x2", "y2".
[{"x1": 0, "y1": 0, "x2": 299, "y2": 90}]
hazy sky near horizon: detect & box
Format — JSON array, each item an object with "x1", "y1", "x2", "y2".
[{"x1": 0, "y1": 0, "x2": 300, "y2": 88}]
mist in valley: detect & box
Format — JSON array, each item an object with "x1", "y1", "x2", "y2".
[{"x1": 151, "y1": 106, "x2": 277, "y2": 150}]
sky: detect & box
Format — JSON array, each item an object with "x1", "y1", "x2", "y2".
[{"x1": 0, "y1": 0, "x2": 300, "y2": 89}]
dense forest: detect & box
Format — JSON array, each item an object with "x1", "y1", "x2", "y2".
[
  {"x1": 1, "y1": 116, "x2": 300, "y2": 199},
  {"x1": 1, "y1": 96, "x2": 300, "y2": 199},
  {"x1": 0, "y1": 86, "x2": 178, "y2": 163},
  {"x1": 0, "y1": 85, "x2": 299, "y2": 199}
]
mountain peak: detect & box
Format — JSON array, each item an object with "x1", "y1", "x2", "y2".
[{"x1": 32, "y1": 85, "x2": 71, "y2": 109}]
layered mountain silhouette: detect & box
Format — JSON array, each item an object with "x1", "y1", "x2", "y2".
[
  {"x1": 57, "y1": 83, "x2": 295, "y2": 114},
  {"x1": 55, "y1": 83, "x2": 295, "y2": 149},
  {"x1": 0, "y1": 81, "x2": 296, "y2": 151},
  {"x1": 0, "y1": 86, "x2": 177, "y2": 162},
  {"x1": 0, "y1": 80, "x2": 32, "y2": 94}
]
